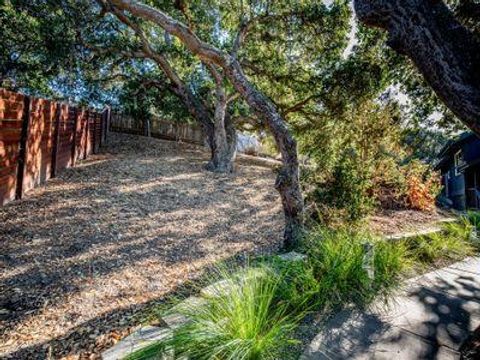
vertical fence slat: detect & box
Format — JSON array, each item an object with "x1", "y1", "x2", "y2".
[
  {"x1": 71, "y1": 107, "x2": 78, "y2": 167},
  {"x1": 51, "y1": 103, "x2": 61, "y2": 178},
  {"x1": 84, "y1": 109, "x2": 89, "y2": 159},
  {"x1": 15, "y1": 96, "x2": 31, "y2": 200}
]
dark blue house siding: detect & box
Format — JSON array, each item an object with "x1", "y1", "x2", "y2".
[
  {"x1": 462, "y1": 136, "x2": 480, "y2": 165},
  {"x1": 437, "y1": 133, "x2": 480, "y2": 211}
]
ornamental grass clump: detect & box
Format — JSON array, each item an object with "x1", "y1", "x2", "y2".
[
  {"x1": 128, "y1": 266, "x2": 304, "y2": 360},
  {"x1": 404, "y1": 219, "x2": 477, "y2": 266},
  {"x1": 302, "y1": 227, "x2": 410, "y2": 310}
]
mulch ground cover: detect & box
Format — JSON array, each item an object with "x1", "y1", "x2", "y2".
[{"x1": 0, "y1": 133, "x2": 283, "y2": 359}]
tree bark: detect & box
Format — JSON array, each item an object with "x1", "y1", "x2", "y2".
[
  {"x1": 205, "y1": 65, "x2": 237, "y2": 173},
  {"x1": 108, "y1": 0, "x2": 304, "y2": 247},
  {"x1": 223, "y1": 58, "x2": 303, "y2": 246},
  {"x1": 354, "y1": 0, "x2": 480, "y2": 135}
]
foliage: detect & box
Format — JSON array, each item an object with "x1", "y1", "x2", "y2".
[
  {"x1": 301, "y1": 227, "x2": 409, "y2": 309},
  {"x1": 402, "y1": 220, "x2": 477, "y2": 266},
  {"x1": 466, "y1": 211, "x2": 480, "y2": 232},
  {"x1": 402, "y1": 160, "x2": 441, "y2": 211},
  {"x1": 129, "y1": 266, "x2": 304, "y2": 360},
  {"x1": 303, "y1": 100, "x2": 441, "y2": 224},
  {"x1": 264, "y1": 257, "x2": 319, "y2": 312},
  {"x1": 307, "y1": 148, "x2": 376, "y2": 222}
]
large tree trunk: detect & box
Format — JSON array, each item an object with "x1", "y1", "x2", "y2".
[
  {"x1": 354, "y1": 0, "x2": 480, "y2": 135},
  {"x1": 205, "y1": 98, "x2": 237, "y2": 172},
  {"x1": 109, "y1": 0, "x2": 304, "y2": 247},
  {"x1": 205, "y1": 66, "x2": 237, "y2": 173},
  {"x1": 223, "y1": 58, "x2": 304, "y2": 247}
]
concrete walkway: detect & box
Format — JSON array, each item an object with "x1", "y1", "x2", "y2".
[{"x1": 302, "y1": 257, "x2": 480, "y2": 360}]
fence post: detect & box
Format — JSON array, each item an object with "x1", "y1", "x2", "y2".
[
  {"x1": 15, "y1": 96, "x2": 31, "y2": 200},
  {"x1": 92, "y1": 111, "x2": 97, "y2": 154},
  {"x1": 51, "y1": 103, "x2": 62, "y2": 178},
  {"x1": 144, "y1": 118, "x2": 151, "y2": 137},
  {"x1": 106, "y1": 107, "x2": 111, "y2": 139},
  {"x1": 100, "y1": 109, "x2": 105, "y2": 147},
  {"x1": 84, "y1": 109, "x2": 89, "y2": 159},
  {"x1": 71, "y1": 107, "x2": 78, "y2": 167}
]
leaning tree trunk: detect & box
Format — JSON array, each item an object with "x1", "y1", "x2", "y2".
[
  {"x1": 223, "y1": 58, "x2": 304, "y2": 246},
  {"x1": 354, "y1": 0, "x2": 480, "y2": 135}
]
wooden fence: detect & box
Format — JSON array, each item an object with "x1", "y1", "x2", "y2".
[
  {"x1": 0, "y1": 88, "x2": 109, "y2": 206},
  {"x1": 110, "y1": 113, "x2": 204, "y2": 146}
]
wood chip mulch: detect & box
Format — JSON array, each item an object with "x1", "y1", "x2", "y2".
[
  {"x1": 367, "y1": 208, "x2": 457, "y2": 236},
  {"x1": 0, "y1": 133, "x2": 283, "y2": 359}
]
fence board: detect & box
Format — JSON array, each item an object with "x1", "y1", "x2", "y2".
[{"x1": 0, "y1": 88, "x2": 27, "y2": 205}]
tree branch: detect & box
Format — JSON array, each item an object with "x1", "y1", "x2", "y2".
[{"x1": 354, "y1": 0, "x2": 480, "y2": 135}]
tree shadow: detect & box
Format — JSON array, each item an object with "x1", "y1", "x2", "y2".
[
  {"x1": 0, "y1": 133, "x2": 283, "y2": 358},
  {"x1": 302, "y1": 267, "x2": 480, "y2": 359}
]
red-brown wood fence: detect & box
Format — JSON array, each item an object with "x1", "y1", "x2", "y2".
[
  {"x1": 0, "y1": 88, "x2": 109, "y2": 206},
  {"x1": 110, "y1": 112, "x2": 204, "y2": 145}
]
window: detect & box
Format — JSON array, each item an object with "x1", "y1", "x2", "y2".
[{"x1": 454, "y1": 150, "x2": 465, "y2": 176}]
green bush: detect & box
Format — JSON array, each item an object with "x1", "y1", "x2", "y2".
[{"x1": 307, "y1": 148, "x2": 376, "y2": 223}]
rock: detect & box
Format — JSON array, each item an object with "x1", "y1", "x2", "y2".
[
  {"x1": 278, "y1": 251, "x2": 307, "y2": 262},
  {"x1": 101, "y1": 326, "x2": 172, "y2": 360},
  {"x1": 161, "y1": 297, "x2": 208, "y2": 330},
  {"x1": 200, "y1": 279, "x2": 237, "y2": 298}
]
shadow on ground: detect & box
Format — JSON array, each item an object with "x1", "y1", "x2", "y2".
[
  {"x1": 0, "y1": 133, "x2": 284, "y2": 358},
  {"x1": 302, "y1": 267, "x2": 480, "y2": 359}
]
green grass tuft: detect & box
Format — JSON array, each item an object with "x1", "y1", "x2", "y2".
[
  {"x1": 128, "y1": 266, "x2": 304, "y2": 360},
  {"x1": 403, "y1": 220, "x2": 476, "y2": 266},
  {"x1": 301, "y1": 227, "x2": 409, "y2": 310}
]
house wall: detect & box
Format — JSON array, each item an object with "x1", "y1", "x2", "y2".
[
  {"x1": 440, "y1": 156, "x2": 466, "y2": 210},
  {"x1": 462, "y1": 137, "x2": 480, "y2": 164},
  {"x1": 448, "y1": 167, "x2": 466, "y2": 210}
]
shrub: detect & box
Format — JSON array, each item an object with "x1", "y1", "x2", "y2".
[
  {"x1": 402, "y1": 160, "x2": 441, "y2": 211},
  {"x1": 306, "y1": 148, "x2": 376, "y2": 223}
]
